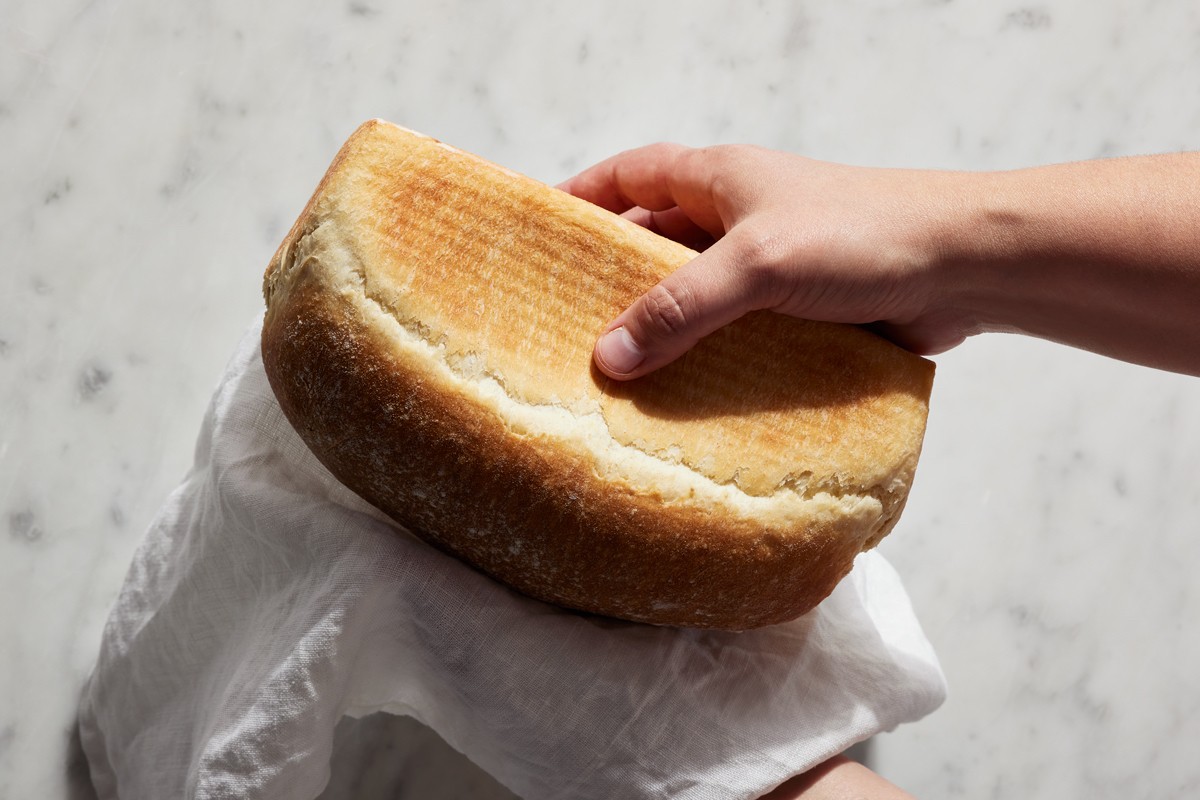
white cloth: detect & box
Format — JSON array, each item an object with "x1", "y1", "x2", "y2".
[{"x1": 79, "y1": 316, "x2": 946, "y2": 800}]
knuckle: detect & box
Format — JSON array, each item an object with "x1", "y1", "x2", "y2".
[
  {"x1": 698, "y1": 143, "x2": 740, "y2": 165},
  {"x1": 731, "y1": 226, "x2": 791, "y2": 303},
  {"x1": 685, "y1": 144, "x2": 762, "y2": 221},
  {"x1": 688, "y1": 145, "x2": 739, "y2": 191},
  {"x1": 619, "y1": 141, "x2": 680, "y2": 158},
  {"x1": 649, "y1": 141, "x2": 688, "y2": 155},
  {"x1": 643, "y1": 141, "x2": 690, "y2": 166},
  {"x1": 698, "y1": 143, "x2": 760, "y2": 173},
  {"x1": 637, "y1": 282, "x2": 694, "y2": 339},
  {"x1": 735, "y1": 225, "x2": 785, "y2": 265}
]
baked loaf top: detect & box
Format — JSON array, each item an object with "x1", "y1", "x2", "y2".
[{"x1": 261, "y1": 120, "x2": 934, "y2": 629}]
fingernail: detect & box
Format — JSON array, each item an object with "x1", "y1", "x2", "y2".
[{"x1": 597, "y1": 327, "x2": 645, "y2": 375}]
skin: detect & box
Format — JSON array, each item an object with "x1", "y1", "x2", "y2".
[
  {"x1": 560, "y1": 144, "x2": 1200, "y2": 795},
  {"x1": 762, "y1": 756, "x2": 916, "y2": 800},
  {"x1": 558, "y1": 144, "x2": 1200, "y2": 381}
]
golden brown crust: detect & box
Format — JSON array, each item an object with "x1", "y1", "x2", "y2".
[{"x1": 261, "y1": 120, "x2": 934, "y2": 629}]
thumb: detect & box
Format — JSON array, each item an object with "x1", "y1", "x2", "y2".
[{"x1": 594, "y1": 246, "x2": 760, "y2": 380}]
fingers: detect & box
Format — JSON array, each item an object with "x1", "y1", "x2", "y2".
[
  {"x1": 594, "y1": 242, "x2": 765, "y2": 380},
  {"x1": 558, "y1": 143, "x2": 687, "y2": 213},
  {"x1": 566, "y1": 143, "x2": 780, "y2": 379},
  {"x1": 558, "y1": 143, "x2": 727, "y2": 237},
  {"x1": 621, "y1": 206, "x2": 717, "y2": 251}
]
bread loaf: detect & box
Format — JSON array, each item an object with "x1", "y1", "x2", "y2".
[{"x1": 261, "y1": 119, "x2": 934, "y2": 630}]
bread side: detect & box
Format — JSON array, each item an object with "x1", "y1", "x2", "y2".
[{"x1": 261, "y1": 120, "x2": 934, "y2": 629}]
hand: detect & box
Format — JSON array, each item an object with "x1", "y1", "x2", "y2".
[
  {"x1": 559, "y1": 143, "x2": 971, "y2": 379},
  {"x1": 561, "y1": 144, "x2": 1200, "y2": 379}
]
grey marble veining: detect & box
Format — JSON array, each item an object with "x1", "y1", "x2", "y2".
[{"x1": 3, "y1": 1, "x2": 1200, "y2": 797}]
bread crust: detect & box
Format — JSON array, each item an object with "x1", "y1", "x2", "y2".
[{"x1": 261, "y1": 120, "x2": 934, "y2": 629}]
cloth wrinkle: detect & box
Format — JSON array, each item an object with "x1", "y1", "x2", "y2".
[{"x1": 78, "y1": 315, "x2": 946, "y2": 800}]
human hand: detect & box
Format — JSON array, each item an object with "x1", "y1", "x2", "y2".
[
  {"x1": 558, "y1": 143, "x2": 973, "y2": 380},
  {"x1": 563, "y1": 144, "x2": 1200, "y2": 379}
]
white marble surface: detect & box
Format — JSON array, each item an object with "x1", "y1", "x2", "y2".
[{"x1": 2, "y1": 1, "x2": 1199, "y2": 797}]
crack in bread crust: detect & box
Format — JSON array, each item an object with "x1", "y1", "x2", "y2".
[
  {"x1": 354, "y1": 263, "x2": 879, "y2": 511},
  {"x1": 262, "y1": 268, "x2": 878, "y2": 629}
]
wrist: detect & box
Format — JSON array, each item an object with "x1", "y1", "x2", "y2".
[
  {"x1": 878, "y1": 169, "x2": 1009, "y2": 348},
  {"x1": 920, "y1": 167, "x2": 1047, "y2": 338},
  {"x1": 917, "y1": 155, "x2": 1200, "y2": 374}
]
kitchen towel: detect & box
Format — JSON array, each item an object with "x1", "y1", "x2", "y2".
[{"x1": 78, "y1": 315, "x2": 946, "y2": 800}]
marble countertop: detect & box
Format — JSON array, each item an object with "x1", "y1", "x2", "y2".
[{"x1": 3, "y1": 1, "x2": 1199, "y2": 797}]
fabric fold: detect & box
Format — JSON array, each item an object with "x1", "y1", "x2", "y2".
[{"x1": 79, "y1": 315, "x2": 945, "y2": 800}]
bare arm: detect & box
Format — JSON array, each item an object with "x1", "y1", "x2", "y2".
[
  {"x1": 558, "y1": 145, "x2": 1200, "y2": 379},
  {"x1": 936, "y1": 153, "x2": 1200, "y2": 375},
  {"x1": 762, "y1": 755, "x2": 916, "y2": 800}
]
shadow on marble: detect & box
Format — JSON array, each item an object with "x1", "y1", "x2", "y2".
[
  {"x1": 320, "y1": 714, "x2": 875, "y2": 799},
  {"x1": 318, "y1": 713, "x2": 518, "y2": 800},
  {"x1": 66, "y1": 717, "x2": 100, "y2": 800},
  {"x1": 843, "y1": 737, "x2": 873, "y2": 769}
]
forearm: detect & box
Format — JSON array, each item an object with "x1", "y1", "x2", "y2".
[
  {"x1": 934, "y1": 153, "x2": 1200, "y2": 375},
  {"x1": 760, "y1": 756, "x2": 917, "y2": 799}
]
